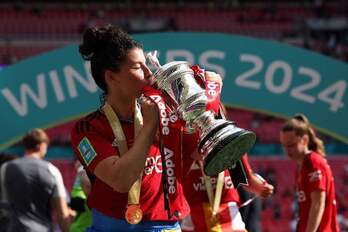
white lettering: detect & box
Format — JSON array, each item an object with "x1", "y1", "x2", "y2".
[
  {"x1": 49, "y1": 70, "x2": 65, "y2": 102},
  {"x1": 235, "y1": 54, "x2": 263, "y2": 89},
  {"x1": 265, "y1": 61, "x2": 292, "y2": 94},
  {"x1": 150, "y1": 95, "x2": 171, "y2": 135},
  {"x1": 199, "y1": 50, "x2": 226, "y2": 78},
  {"x1": 64, "y1": 63, "x2": 97, "y2": 98},
  {"x1": 162, "y1": 127, "x2": 170, "y2": 135},
  {"x1": 169, "y1": 186, "x2": 176, "y2": 194},
  {"x1": 1, "y1": 74, "x2": 47, "y2": 116},
  {"x1": 193, "y1": 183, "x2": 206, "y2": 191},
  {"x1": 144, "y1": 155, "x2": 162, "y2": 175},
  {"x1": 161, "y1": 116, "x2": 170, "y2": 127},
  {"x1": 169, "y1": 113, "x2": 178, "y2": 123},
  {"x1": 1, "y1": 62, "x2": 97, "y2": 116},
  {"x1": 164, "y1": 147, "x2": 174, "y2": 160},
  {"x1": 165, "y1": 156, "x2": 175, "y2": 168},
  {"x1": 164, "y1": 147, "x2": 176, "y2": 194},
  {"x1": 206, "y1": 81, "x2": 219, "y2": 97},
  {"x1": 193, "y1": 183, "x2": 201, "y2": 191}
]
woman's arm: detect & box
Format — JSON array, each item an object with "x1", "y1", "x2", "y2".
[
  {"x1": 305, "y1": 190, "x2": 326, "y2": 232},
  {"x1": 94, "y1": 98, "x2": 159, "y2": 193},
  {"x1": 243, "y1": 173, "x2": 274, "y2": 198}
]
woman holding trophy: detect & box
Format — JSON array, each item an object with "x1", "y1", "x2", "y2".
[{"x1": 71, "y1": 25, "x2": 255, "y2": 231}]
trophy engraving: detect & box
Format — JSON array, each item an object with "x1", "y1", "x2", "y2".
[{"x1": 147, "y1": 52, "x2": 256, "y2": 176}]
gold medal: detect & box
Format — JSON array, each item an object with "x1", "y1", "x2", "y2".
[
  {"x1": 125, "y1": 204, "x2": 143, "y2": 224},
  {"x1": 104, "y1": 103, "x2": 143, "y2": 225}
]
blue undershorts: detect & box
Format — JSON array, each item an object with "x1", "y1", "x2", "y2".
[{"x1": 87, "y1": 209, "x2": 181, "y2": 232}]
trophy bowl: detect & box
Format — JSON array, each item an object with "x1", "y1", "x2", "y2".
[{"x1": 148, "y1": 53, "x2": 256, "y2": 176}]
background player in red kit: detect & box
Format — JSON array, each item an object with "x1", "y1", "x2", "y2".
[
  {"x1": 71, "y1": 24, "x2": 227, "y2": 231},
  {"x1": 280, "y1": 114, "x2": 339, "y2": 232},
  {"x1": 180, "y1": 104, "x2": 274, "y2": 232},
  {"x1": 181, "y1": 152, "x2": 274, "y2": 232}
]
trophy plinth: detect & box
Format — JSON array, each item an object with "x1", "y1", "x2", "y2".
[
  {"x1": 147, "y1": 53, "x2": 256, "y2": 176},
  {"x1": 198, "y1": 118, "x2": 256, "y2": 176}
]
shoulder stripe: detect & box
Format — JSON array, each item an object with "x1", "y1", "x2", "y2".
[
  {"x1": 75, "y1": 120, "x2": 91, "y2": 135},
  {"x1": 86, "y1": 111, "x2": 102, "y2": 122},
  {"x1": 75, "y1": 121, "x2": 82, "y2": 135},
  {"x1": 80, "y1": 120, "x2": 91, "y2": 134},
  {"x1": 74, "y1": 111, "x2": 101, "y2": 135}
]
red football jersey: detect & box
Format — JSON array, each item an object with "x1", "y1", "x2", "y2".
[
  {"x1": 183, "y1": 162, "x2": 240, "y2": 205},
  {"x1": 296, "y1": 151, "x2": 339, "y2": 232},
  {"x1": 182, "y1": 149, "x2": 241, "y2": 232},
  {"x1": 70, "y1": 110, "x2": 190, "y2": 221},
  {"x1": 183, "y1": 167, "x2": 242, "y2": 231}
]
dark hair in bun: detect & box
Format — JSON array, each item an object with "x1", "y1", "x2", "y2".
[{"x1": 79, "y1": 25, "x2": 142, "y2": 93}]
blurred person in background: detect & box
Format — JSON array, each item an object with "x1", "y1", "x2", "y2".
[
  {"x1": 0, "y1": 128, "x2": 72, "y2": 232},
  {"x1": 0, "y1": 152, "x2": 18, "y2": 232},
  {"x1": 280, "y1": 114, "x2": 339, "y2": 232},
  {"x1": 69, "y1": 160, "x2": 92, "y2": 232},
  {"x1": 0, "y1": 153, "x2": 17, "y2": 166},
  {"x1": 181, "y1": 153, "x2": 274, "y2": 232}
]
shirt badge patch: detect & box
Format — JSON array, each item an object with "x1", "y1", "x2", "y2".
[{"x1": 78, "y1": 137, "x2": 97, "y2": 166}]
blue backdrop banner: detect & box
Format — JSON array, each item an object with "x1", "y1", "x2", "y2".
[{"x1": 0, "y1": 32, "x2": 347, "y2": 148}]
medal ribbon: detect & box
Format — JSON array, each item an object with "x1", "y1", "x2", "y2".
[
  {"x1": 191, "y1": 65, "x2": 224, "y2": 216},
  {"x1": 198, "y1": 161, "x2": 225, "y2": 216},
  {"x1": 102, "y1": 102, "x2": 143, "y2": 214},
  {"x1": 142, "y1": 86, "x2": 186, "y2": 220}
]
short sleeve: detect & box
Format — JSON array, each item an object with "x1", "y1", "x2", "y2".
[
  {"x1": 48, "y1": 163, "x2": 67, "y2": 199},
  {"x1": 71, "y1": 127, "x2": 119, "y2": 173},
  {"x1": 305, "y1": 157, "x2": 326, "y2": 192},
  {"x1": 240, "y1": 154, "x2": 252, "y2": 177}
]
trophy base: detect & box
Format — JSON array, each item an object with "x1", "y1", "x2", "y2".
[{"x1": 203, "y1": 130, "x2": 256, "y2": 176}]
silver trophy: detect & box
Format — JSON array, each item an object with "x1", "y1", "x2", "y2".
[{"x1": 147, "y1": 51, "x2": 256, "y2": 176}]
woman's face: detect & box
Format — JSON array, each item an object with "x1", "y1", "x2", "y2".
[
  {"x1": 280, "y1": 131, "x2": 307, "y2": 161},
  {"x1": 112, "y1": 47, "x2": 154, "y2": 98}
]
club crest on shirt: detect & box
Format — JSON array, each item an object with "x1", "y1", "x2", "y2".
[{"x1": 78, "y1": 137, "x2": 97, "y2": 166}]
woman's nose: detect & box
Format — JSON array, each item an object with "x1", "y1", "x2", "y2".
[{"x1": 144, "y1": 65, "x2": 152, "y2": 77}]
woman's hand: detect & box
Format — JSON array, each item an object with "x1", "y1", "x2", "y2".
[
  {"x1": 205, "y1": 71, "x2": 223, "y2": 86},
  {"x1": 245, "y1": 173, "x2": 274, "y2": 198},
  {"x1": 139, "y1": 96, "x2": 159, "y2": 132},
  {"x1": 257, "y1": 182, "x2": 274, "y2": 198}
]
